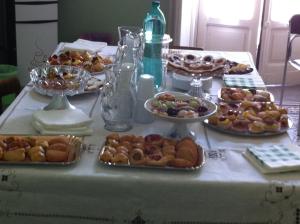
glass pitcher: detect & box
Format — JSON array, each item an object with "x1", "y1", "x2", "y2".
[
  {"x1": 117, "y1": 26, "x2": 144, "y2": 90},
  {"x1": 100, "y1": 45, "x2": 136, "y2": 132}
]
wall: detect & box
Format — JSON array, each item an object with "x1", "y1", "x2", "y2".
[{"x1": 58, "y1": 0, "x2": 171, "y2": 44}]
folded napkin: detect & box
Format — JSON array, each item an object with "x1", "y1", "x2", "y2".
[
  {"x1": 32, "y1": 108, "x2": 93, "y2": 129},
  {"x1": 244, "y1": 144, "x2": 300, "y2": 174},
  {"x1": 32, "y1": 120, "x2": 92, "y2": 136},
  {"x1": 223, "y1": 74, "x2": 266, "y2": 89},
  {"x1": 62, "y1": 39, "x2": 107, "y2": 54}
]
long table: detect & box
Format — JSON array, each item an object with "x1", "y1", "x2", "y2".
[{"x1": 0, "y1": 49, "x2": 299, "y2": 224}]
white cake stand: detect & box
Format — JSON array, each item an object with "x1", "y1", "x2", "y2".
[{"x1": 144, "y1": 91, "x2": 217, "y2": 139}]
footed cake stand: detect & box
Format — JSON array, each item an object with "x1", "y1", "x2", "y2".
[
  {"x1": 30, "y1": 65, "x2": 90, "y2": 110},
  {"x1": 144, "y1": 91, "x2": 217, "y2": 139}
]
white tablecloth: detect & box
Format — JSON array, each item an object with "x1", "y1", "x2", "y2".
[{"x1": 0, "y1": 49, "x2": 299, "y2": 224}]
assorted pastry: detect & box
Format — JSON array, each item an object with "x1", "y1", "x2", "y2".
[
  {"x1": 39, "y1": 68, "x2": 81, "y2": 90},
  {"x1": 48, "y1": 50, "x2": 113, "y2": 73},
  {"x1": 207, "y1": 101, "x2": 289, "y2": 134},
  {"x1": 0, "y1": 136, "x2": 80, "y2": 163},
  {"x1": 100, "y1": 133, "x2": 202, "y2": 168},
  {"x1": 150, "y1": 93, "x2": 209, "y2": 118},
  {"x1": 167, "y1": 53, "x2": 253, "y2": 77},
  {"x1": 84, "y1": 77, "x2": 104, "y2": 92},
  {"x1": 220, "y1": 87, "x2": 272, "y2": 102}
]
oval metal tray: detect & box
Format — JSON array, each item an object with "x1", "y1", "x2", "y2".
[
  {"x1": 217, "y1": 88, "x2": 275, "y2": 103},
  {"x1": 203, "y1": 119, "x2": 292, "y2": 137}
]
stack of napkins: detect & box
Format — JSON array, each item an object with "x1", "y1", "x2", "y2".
[
  {"x1": 223, "y1": 74, "x2": 266, "y2": 89},
  {"x1": 32, "y1": 109, "x2": 93, "y2": 136},
  {"x1": 62, "y1": 39, "x2": 107, "y2": 54},
  {"x1": 244, "y1": 144, "x2": 300, "y2": 174}
]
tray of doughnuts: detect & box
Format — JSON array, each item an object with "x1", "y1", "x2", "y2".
[
  {"x1": 99, "y1": 133, "x2": 205, "y2": 171},
  {"x1": 0, "y1": 135, "x2": 82, "y2": 165},
  {"x1": 167, "y1": 53, "x2": 254, "y2": 78},
  {"x1": 218, "y1": 87, "x2": 274, "y2": 103},
  {"x1": 203, "y1": 101, "x2": 292, "y2": 136}
]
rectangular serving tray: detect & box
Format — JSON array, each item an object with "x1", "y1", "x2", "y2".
[
  {"x1": 98, "y1": 143, "x2": 205, "y2": 171},
  {"x1": 0, "y1": 135, "x2": 82, "y2": 166}
]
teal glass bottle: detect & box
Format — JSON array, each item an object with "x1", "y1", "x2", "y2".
[{"x1": 143, "y1": 0, "x2": 166, "y2": 89}]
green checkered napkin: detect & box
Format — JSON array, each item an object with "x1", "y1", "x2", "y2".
[
  {"x1": 245, "y1": 144, "x2": 300, "y2": 174},
  {"x1": 223, "y1": 75, "x2": 266, "y2": 89}
]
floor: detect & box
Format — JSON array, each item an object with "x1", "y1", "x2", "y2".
[{"x1": 267, "y1": 85, "x2": 300, "y2": 143}]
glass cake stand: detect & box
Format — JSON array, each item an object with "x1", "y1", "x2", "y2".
[
  {"x1": 30, "y1": 65, "x2": 90, "y2": 110},
  {"x1": 144, "y1": 91, "x2": 217, "y2": 139}
]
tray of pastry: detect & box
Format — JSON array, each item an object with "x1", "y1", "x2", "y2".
[
  {"x1": 203, "y1": 101, "x2": 291, "y2": 137},
  {"x1": 0, "y1": 135, "x2": 82, "y2": 165},
  {"x1": 218, "y1": 87, "x2": 274, "y2": 103},
  {"x1": 98, "y1": 133, "x2": 205, "y2": 171},
  {"x1": 47, "y1": 47, "x2": 113, "y2": 75},
  {"x1": 167, "y1": 53, "x2": 253, "y2": 78}
]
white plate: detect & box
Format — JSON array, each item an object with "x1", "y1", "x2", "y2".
[{"x1": 144, "y1": 91, "x2": 217, "y2": 123}]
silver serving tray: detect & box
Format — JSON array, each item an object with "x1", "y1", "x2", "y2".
[
  {"x1": 203, "y1": 119, "x2": 292, "y2": 137},
  {"x1": 0, "y1": 135, "x2": 82, "y2": 166},
  {"x1": 217, "y1": 88, "x2": 275, "y2": 103},
  {"x1": 98, "y1": 144, "x2": 205, "y2": 171}
]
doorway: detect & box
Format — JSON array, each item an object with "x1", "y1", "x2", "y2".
[{"x1": 180, "y1": 0, "x2": 300, "y2": 85}]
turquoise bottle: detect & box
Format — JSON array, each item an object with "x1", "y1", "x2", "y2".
[{"x1": 143, "y1": 0, "x2": 166, "y2": 89}]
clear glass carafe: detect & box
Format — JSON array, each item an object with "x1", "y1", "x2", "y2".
[
  {"x1": 100, "y1": 45, "x2": 136, "y2": 132},
  {"x1": 117, "y1": 26, "x2": 144, "y2": 92}
]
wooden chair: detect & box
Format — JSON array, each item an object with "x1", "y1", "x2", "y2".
[{"x1": 0, "y1": 76, "x2": 21, "y2": 113}]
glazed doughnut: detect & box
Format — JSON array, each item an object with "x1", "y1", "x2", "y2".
[
  {"x1": 129, "y1": 148, "x2": 145, "y2": 165},
  {"x1": 184, "y1": 54, "x2": 198, "y2": 66},
  {"x1": 111, "y1": 152, "x2": 129, "y2": 164},
  {"x1": 202, "y1": 55, "x2": 213, "y2": 62}
]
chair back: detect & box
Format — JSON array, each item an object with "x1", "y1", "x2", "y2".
[{"x1": 290, "y1": 14, "x2": 300, "y2": 35}]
